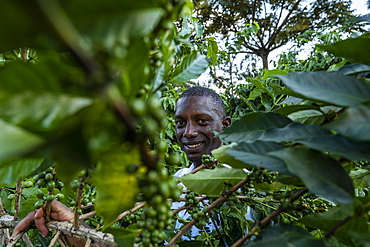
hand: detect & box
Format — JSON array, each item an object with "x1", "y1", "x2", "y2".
[{"x1": 11, "y1": 200, "x2": 74, "y2": 238}]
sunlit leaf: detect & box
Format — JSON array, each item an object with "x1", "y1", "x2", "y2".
[
  {"x1": 170, "y1": 51, "x2": 208, "y2": 83},
  {"x1": 271, "y1": 148, "x2": 354, "y2": 204},
  {"x1": 0, "y1": 120, "x2": 44, "y2": 162},
  {"x1": 261, "y1": 69, "x2": 288, "y2": 80},
  {"x1": 178, "y1": 167, "x2": 246, "y2": 196},
  {"x1": 90, "y1": 145, "x2": 141, "y2": 229},
  {"x1": 0, "y1": 158, "x2": 45, "y2": 187},
  {"x1": 277, "y1": 71, "x2": 370, "y2": 107},
  {"x1": 0, "y1": 91, "x2": 92, "y2": 132}
]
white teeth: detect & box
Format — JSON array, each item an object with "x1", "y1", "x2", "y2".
[{"x1": 187, "y1": 143, "x2": 202, "y2": 148}]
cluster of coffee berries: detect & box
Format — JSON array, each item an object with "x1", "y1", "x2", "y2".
[
  {"x1": 136, "y1": 166, "x2": 182, "y2": 246},
  {"x1": 245, "y1": 167, "x2": 279, "y2": 187},
  {"x1": 33, "y1": 167, "x2": 64, "y2": 209},
  {"x1": 201, "y1": 155, "x2": 215, "y2": 165},
  {"x1": 185, "y1": 192, "x2": 209, "y2": 229}
]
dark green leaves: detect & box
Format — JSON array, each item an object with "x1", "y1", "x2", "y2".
[
  {"x1": 271, "y1": 148, "x2": 354, "y2": 204},
  {"x1": 317, "y1": 35, "x2": 370, "y2": 66},
  {"x1": 277, "y1": 71, "x2": 370, "y2": 107},
  {"x1": 218, "y1": 112, "x2": 292, "y2": 143}
]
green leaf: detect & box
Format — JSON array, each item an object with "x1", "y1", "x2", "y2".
[
  {"x1": 324, "y1": 102, "x2": 370, "y2": 141},
  {"x1": 0, "y1": 58, "x2": 86, "y2": 93},
  {"x1": 170, "y1": 51, "x2": 208, "y2": 83},
  {"x1": 261, "y1": 69, "x2": 289, "y2": 80},
  {"x1": 252, "y1": 122, "x2": 370, "y2": 161},
  {"x1": 0, "y1": 120, "x2": 44, "y2": 162},
  {"x1": 212, "y1": 145, "x2": 254, "y2": 170},
  {"x1": 288, "y1": 110, "x2": 326, "y2": 125},
  {"x1": 0, "y1": 158, "x2": 46, "y2": 187},
  {"x1": 76, "y1": 7, "x2": 164, "y2": 53},
  {"x1": 105, "y1": 228, "x2": 140, "y2": 247},
  {"x1": 271, "y1": 148, "x2": 354, "y2": 204},
  {"x1": 277, "y1": 71, "x2": 370, "y2": 107},
  {"x1": 207, "y1": 38, "x2": 218, "y2": 65},
  {"x1": 221, "y1": 141, "x2": 290, "y2": 174},
  {"x1": 0, "y1": 91, "x2": 92, "y2": 132},
  {"x1": 178, "y1": 167, "x2": 246, "y2": 196},
  {"x1": 90, "y1": 145, "x2": 141, "y2": 229},
  {"x1": 272, "y1": 105, "x2": 321, "y2": 115},
  {"x1": 245, "y1": 223, "x2": 328, "y2": 247},
  {"x1": 217, "y1": 112, "x2": 292, "y2": 143},
  {"x1": 317, "y1": 36, "x2": 370, "y2": 66},
  {"x1": 336, "y1": 64, "x2": 370, "y2": 76}
]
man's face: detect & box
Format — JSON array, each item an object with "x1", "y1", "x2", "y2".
[{"x1": 174, "y1": 96, "x2": 230, "y2": 165}]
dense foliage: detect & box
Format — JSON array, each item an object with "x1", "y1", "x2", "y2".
[{"x1": 0, "y1": 1, "x2": 369, "y2": 247}]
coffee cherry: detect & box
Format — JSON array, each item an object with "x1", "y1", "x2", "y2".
[{"x1": 34, "y1": 200, "x2": 44, "y2": 209}]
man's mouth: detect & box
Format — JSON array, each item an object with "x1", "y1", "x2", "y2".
[{"x1": 184, "y1": 142, "x2": 204, "y2": 150}]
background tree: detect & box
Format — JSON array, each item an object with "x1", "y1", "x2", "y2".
[{"x1": 193, "y1": 0, "x2": 363, "y2": 87}]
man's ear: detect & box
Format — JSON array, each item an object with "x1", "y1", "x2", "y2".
[{"x1": 222, "y1": 116, "x2": 232, "y2": 130}]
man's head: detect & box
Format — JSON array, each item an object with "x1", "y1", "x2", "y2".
[{"x1": 174, "y1": 86, "x2": 232, "y2": 167}]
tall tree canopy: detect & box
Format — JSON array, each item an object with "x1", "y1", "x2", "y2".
[{"x1": 194, "y1": 0, "x2": 357, "y2": 69}]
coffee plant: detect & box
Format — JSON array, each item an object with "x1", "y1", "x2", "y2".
[{"x1": 0, "y1": 1, "x2": 369, "y2": 247}]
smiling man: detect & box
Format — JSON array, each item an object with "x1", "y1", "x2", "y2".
[{"x1": 174, "y1": 86, "x2": 232, "y2": 169}]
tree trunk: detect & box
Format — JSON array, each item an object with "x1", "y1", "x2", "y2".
[{"x1": 261, "y1": 53, "x2": 269, "y2": 69}]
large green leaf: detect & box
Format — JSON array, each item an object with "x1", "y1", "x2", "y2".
[
  {"x1": 105, "y1": 228, "x2": 140, "y2": 247},
  {"x1": 0, "y1": 59, "x2": 85, "y2": 94},
  {"x1": 0, "y1": 91, "x2": 92, "y2": 132},
  {"x1": 0, "y1": 158, "x2": 46, "y2": 187},
  {"x1": 272, "y1": 105, "x2": 321, "y2": 115},
  {"x1": 298, "y1": 203, "x2": 368, "y2": 246},
  {"x1": 90, "y1": 145, "x2": 141, "y2": 229},
  {"x1": 217, "y1": 112, "x2": 292, "y2": 143},
  {"x1": 252, "y1": 122, "x2": 370, "y2": 161},
  {"x1": 212, "y1": 144, "x2": 254, "y2": 170},
  {"x1": 277, "y1": 71, "x2": 370, "y2": 107},
  {"x1": 169, "y1": 51, "x2": 208, "y2": 83},
  {"x1": 324, "y1": 102, "x2": 370, "y2": 141},
  {"x1": 220, "y1": 142, "x2": 290, "y2": 174},
  {"x1": 317, "y1": 35, "x2": 370, "y2": 66},
  {"x1": 178, "y1": 167, "x2": 246, "y2": 196},
  {"x1": 297, "y1": 135, "x2": 370, "y2": 161},
  {"x1": 271, "y1": 148, "x2": 354, "y2": 204},
  {"x1": 0, "y1": 1, "x2": 58, "y2": 52},
  {"x1": 0, "y1": 120, "x2": 44, "y2": 162},
  {"x1": 245, "y1": 223, "x2": 329, "y2": 247},
  {"x1": 77, "y1": 8, "x2": 164, "y2": 54}
]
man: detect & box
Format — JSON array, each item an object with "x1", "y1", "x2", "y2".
[{"x1": 11, "y1": 86, "x2": 232, "y2": 244}]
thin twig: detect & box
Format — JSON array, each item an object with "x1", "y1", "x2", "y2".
[
  {"x1": 230, "y1": 188, "x2": 309, "y2": 247},
  {"x1": 167, "y1": 176, "x2": 251, "y2": 246},
  {"x1": 48, "y1": 231, "x2": 61, "y2": 247},
  {"x1": 107, "y1": 202, "x2": 146, "y2": 228},
  {"x1": 14, "y1": 180, "x2": 22, "y2": 220},
  {"x1": 323, "y1": 216, "x2": 352, "y2": 238}
]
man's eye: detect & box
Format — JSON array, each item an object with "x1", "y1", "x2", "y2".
[
  {"x1": 175, "y1": 120, "x2": 185, "y2": 127},
  {"x1": 197, "y1": 119, "x2": 209, "y2": 125}
]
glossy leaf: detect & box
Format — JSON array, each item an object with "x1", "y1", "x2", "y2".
[
  {"x1": 245, "y1": 223, "x2": 328, "y2": 247},
  {"x1": 261, "y1": 69, "x2": 288, "y2": 80},
  {"x1": 170, "y1": 51, "x2": 208, "y2": 83},
  {"x1": 0, "y1": 120, "x2": 44, "y2": 162},
  {"x1": 217, "y1": 112, "x2": 292, "y2": 143},
  {"x1": 0, "y1": 91, "x2": 92, "y2": 132},
  {"x1": 272, "y1": 105, "x2": 321, "y2": 115},
  {"x1": 220, "y1": 141, "x2": 290, "y2": 174},
  {"x1": 90, "y1": 146, "x2": 141, "y2": 229},
  {"x1": 277, "y1": 71, "x2": 370, "y2": 107},
  {"x1": 336, "y1": 63, "x2": 370, "y2": 76},
  {"x1": 317, "y1": 36, "x2": 370, "y2": 66},
  {"x1": 178, "y1": 167, "x2": 246, "y2": 196},
  {"x1": 324, "y1": 102, "x2": 370, "y2": 141},
  {"x1": 0, "y1": 158, "x2": 45, "y2": 187},
  {"x1": 271, "y1": 148, "x2": 354, "y2": 204},
  {"x1": 212, "y1": 144, "x2": 254, "y2": 170}
]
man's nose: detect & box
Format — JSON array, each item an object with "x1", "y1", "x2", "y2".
[{"x1": 183, "y1": 122, "x2": 198, "y2": 138}]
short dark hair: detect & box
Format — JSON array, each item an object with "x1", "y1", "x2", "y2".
[{"x1": 178, "y1": 86, "x2": 226, "y2": 117}]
